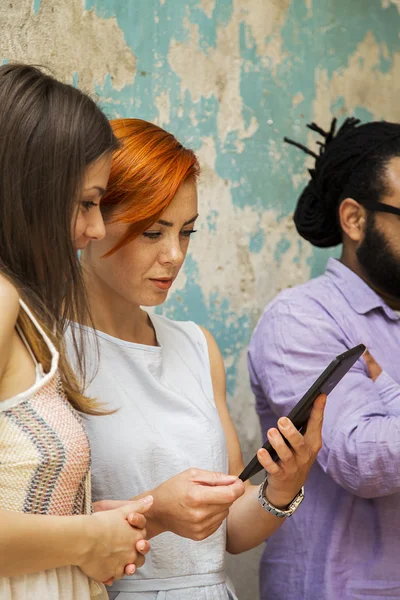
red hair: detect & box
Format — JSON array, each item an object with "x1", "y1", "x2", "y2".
[{"x1": 101, "y1": 118, "x2": 200, "y2": 256}]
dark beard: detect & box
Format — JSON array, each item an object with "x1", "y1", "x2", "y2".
[{"x1": 356, "y1": 213, "x2": 400, "y2": 300}]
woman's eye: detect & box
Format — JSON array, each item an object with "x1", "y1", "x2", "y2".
[
  {"x1": 181, "y1": 229, "x2": 197, "y2": 238},
  {"x1": 143, "y1": 231, "x2": 162, "y2": 239},
  {"x1": 143, "y1": 229, "x2": 197, "y2": 240},
  {"x1": 81, "y1": 200, "x2": 98, "y2": 212}
]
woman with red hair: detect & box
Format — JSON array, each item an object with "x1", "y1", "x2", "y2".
[{"x1": 70, "y1": 119, "x2": 326, "y2": 599}]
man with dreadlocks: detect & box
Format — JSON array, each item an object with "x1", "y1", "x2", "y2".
[{"x1": 248, "y1": 118, "x2": 400, "y2": 600}]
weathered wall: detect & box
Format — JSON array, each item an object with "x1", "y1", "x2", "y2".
[{"x1": 1, "y1": 1, "x2": 400, "y2": 598}]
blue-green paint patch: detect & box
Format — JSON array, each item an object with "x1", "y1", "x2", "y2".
[
  {"x1": 249, "y1": 228, "x2": 264, "y2": 254},
  {"x1": 33, "y1": 0, "x2": 41, "y2": 14},
  {"x1": 292, "y1": 240, "x2": 303, "y2": 265},
  {"x1": 331, "y1": 96, "x2": 345, "y2": 117},
  {"x1": 309, "y1": 246, "x2": 341, "y2": 279},
  {"x1": 274, "y1": 237, "x2": 291, "y2": 266},
  {"x1": 206, "y1": 209, "x2": 219, "y2": 234},
  {"x1": 189, "y1": 5, "x2": 218, "y2": 51},
  {"x1": 352, "y1": 106, "x2": 375, "y2": 123},
  {"x1": 240, "y1": 21, "x2": 259, "y2": 64}
]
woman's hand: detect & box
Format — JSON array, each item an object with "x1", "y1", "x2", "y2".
[
  {"x1": 149, "y1": 469, "x2": 244, "y2": 541},
  {"x1": 364, "y1": 349, "x2": 382, "y2": 382},
  {"x1": 256, "y1": 393, "x2": 326, "y2": 509},
  {"x1": 79, "y1": 497, "x2": 153, "y2": 583},
  {"x1": 93, "y1": 499, "x2": 151, "y2": 583}
]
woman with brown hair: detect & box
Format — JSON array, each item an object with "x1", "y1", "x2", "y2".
[
  {"x1": 0, "y1": 66, "x2": 151, "y2": 600},
  {"x1": 73, "y1": 118, "x2": 326, "y2": 600}
]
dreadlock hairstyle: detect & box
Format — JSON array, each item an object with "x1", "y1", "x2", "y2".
[{"x1": 284, "y1": 118, "x2": 400, "y2": 247}]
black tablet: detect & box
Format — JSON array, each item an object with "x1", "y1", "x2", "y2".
[{"x1": 239, "y1": 343, "x2": 366, "y2": 482}]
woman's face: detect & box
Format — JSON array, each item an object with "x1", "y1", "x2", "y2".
[
  {"x1": 73, "y1": 153, "x2": 112, "y2": 250},
  {"x1": 82, "y1": 178, "x2": 198, "y2": 307}
]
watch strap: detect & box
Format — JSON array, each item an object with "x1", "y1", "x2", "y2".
[{"x1": 258, "y1": 478, "x2": 304, "y2": 518}]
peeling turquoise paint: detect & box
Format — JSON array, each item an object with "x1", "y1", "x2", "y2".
[
  {"x1": 274, "y1": 237, "x2": 291, "y2": 266},
  {"x1": 32, "y1": 0, "x2": 41, "y2": 14},
  {"x1": 249, "y1": 228, "x2": 264, "y2": 254},
  {"x1": 206, "y1": 209, "x2": 219, "y2": 234},
  {"x1": 79, "y1": 0, "x2": 400, "y2": 400}
]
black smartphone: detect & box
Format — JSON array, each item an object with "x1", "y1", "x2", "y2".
[{"x1": 239, "y1": 343, "x2": 366, "y2": 482}]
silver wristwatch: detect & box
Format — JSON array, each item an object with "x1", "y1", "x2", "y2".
[{"x1": 258, "y1": 478, "x2": 304, "y2": 518}]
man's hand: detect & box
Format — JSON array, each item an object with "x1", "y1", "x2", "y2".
[
  {"x1": 364, "y1": 349, "x2": 383, "y2": 382},
  {"x1": 256, "y1": 393, "x2": 326, "y2": 509}
]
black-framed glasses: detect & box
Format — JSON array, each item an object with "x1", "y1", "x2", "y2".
[{"x1": 361, "y1": 200, "x2": 400, "y2": 217}]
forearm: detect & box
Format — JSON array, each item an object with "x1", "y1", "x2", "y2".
[
  {"x1": 324, "y1": 417, "x2": 400, "y2": 497},
  {"x1": 0, "y1": 509, "x2": 90, "y2": 577},
  {"x1": 374, "y1": 371, "x2": 400, "y2": 415},
  {"x1": 226, "y1": 483, "x2": 285, "y2": 554}
]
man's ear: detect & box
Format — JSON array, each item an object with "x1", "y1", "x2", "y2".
[{"x1": 339, "y1": 198, "x2": 367, "y2": 243}]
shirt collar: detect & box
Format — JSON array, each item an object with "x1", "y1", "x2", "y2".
[{"x1": 325, "y1": 258, "x2": 400, "y2": 320}]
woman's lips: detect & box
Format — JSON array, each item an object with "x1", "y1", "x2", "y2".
[{"x1": 149, "y1": 278, "x2": 173, "y2": 291}]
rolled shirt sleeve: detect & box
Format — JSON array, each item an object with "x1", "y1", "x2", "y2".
[{"x1": 248, "y1": 298, "x2": 400, "y2": 499}]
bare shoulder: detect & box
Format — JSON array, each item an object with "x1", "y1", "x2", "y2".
[
  {"x1": 0, "y1": 272, "x2": 19, "y2": 304},
  {"x1": 198, "y1": 325, "x2": 218, "y2": 349},
  {"x1": 198, "y1": 326, "x2": 224, "y2": 367},
  {"x1": 0, "y1": 274, "x2": 20, "y2": 318},
  {"x1": 0, "y1": 274, "x2": 20, "y2": 348}
]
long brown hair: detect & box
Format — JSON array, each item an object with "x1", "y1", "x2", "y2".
[
  {"x1": 100, "y1": 118, "x2": 200, "y2": 255},
  {"x1": 0, "y1": 63, "x2": 118, "y2": 413}
]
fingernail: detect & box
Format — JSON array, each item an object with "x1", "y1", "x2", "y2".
[
  {"x1": 278, "y1": 417, "x2": 290, "y2": 429},
  {"x1": 128, "y1": 565, "x2": 136, "y2": 575},
  {"x1": 142, "y1": 495, "x2": 153, "y2": 504},
  {"x1": 138, "y1": 541, "x2": 146, "y2": 551},
  {"x1": 268, "y1": 428, "x2": 278, "y2": 437}
]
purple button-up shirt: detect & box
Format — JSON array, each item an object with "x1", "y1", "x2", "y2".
[{"x1": 248, "y1": 258, "x2": 400, "y2": 600}]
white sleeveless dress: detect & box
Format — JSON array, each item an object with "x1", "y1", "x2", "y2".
[
  {"x1": 0, "y1": 299, "x2": 107, "y2": 600},
  {"x1": 66, "y1": 313, "x2": 237, "y2": 600}
]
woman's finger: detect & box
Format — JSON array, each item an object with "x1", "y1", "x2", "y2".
[
  {"x1": 128, "y1": 512, "x2": 146, "y2": 529},
  {"x1": 203, "y1": 508, "x2": 230, "y2": 536},
  {"x1": 134, "y1": 553, "x2": 146, "y2": 569},
  {"x1": 124, "y1": 564, "x2": 137, "y2": 576},
  {"x1": 93, "y1": 499, "x2": 128, "y2": 512},
  {"x1": 136, "y1": 539, "x2": 150, "y2": 556},
  {"x1": 113, "y1": 566, "x2": 126, "y2": 582}
]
